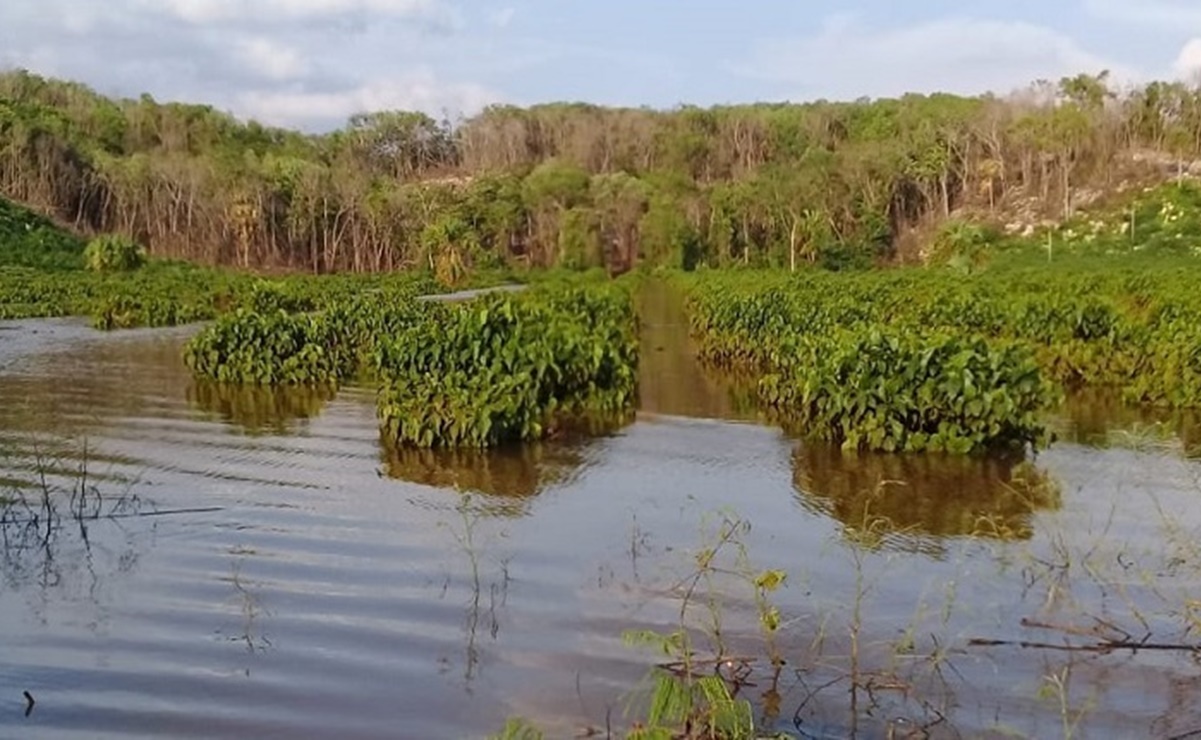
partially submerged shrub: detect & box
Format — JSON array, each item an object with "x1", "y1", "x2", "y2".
[
  {"x1": 183, "y1": 280, "x2": 639, "y2": 448},
  {"x1": 760, "y1": 330, "x2": 1057, "y2": 453},
  {"x1": 375, "y1": 286, "x2": 639, "y2": 448},
  {"x1": 184, "y1": 309, "x2": 359, "y2": 385}
]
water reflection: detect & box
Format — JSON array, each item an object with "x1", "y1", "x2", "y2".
[
  {"x1": 792, "y1": 445, "x2": 1062, "y2": 549},
  {"x1": 217, "y1": 552, "x2": 273, "y2": 657},
  {"x1": 1055, "y1": 388, "x2": 1201, "y2": 456},
  {"x1": 0, "y1": 329, "x2": 193, "y2": 440},
  {"x1": 382, "y1": 441, "x2": 594, "y2": 514},
  {"x1": 10, "y1": 315, "x2": 1201, "y2": 737},
  {"x1": 636, "y1": 281, "x2": 760, "y2": 422},
  {"x1": 187, "y1": 381, "x2": 336, "y2": 436},
  {"x1": 0, "y1": 449, "x2": 153, "y2": 625}
]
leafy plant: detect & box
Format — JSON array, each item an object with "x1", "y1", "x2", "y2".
[
  {"x1": 375, "y1": 284, "x2": 639, "y2": 448},
  {"x1": 83, "y1": 234, "x2": 146, "y2": 272},
  {"x1": 927, "y1": 218, "x2": 997, "y2": 273},
  {"x1": 488, "y1": 717, "x2": 544, "y2": 740},
  {"x1": 0, "y1": 196, "x2": 84, "y2": 271},
  {"x1": 759, "y1": 329, "x2": 1057, "y2": 453},
  {"x1": 678, "y1": 259, "x2": 1201, "y2": 453}
]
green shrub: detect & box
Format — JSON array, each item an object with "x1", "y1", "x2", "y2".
[
  {"x1": 84, "y1": 234, "x2": 146, "y2": 272},
  {"x1": 678, "y1": 260, "x2": 1201, "y2": 452},
  {"x1": 0, "y1": 197, "x2": 84, "y2": 271},
  {"x1": 928, "y1": 219, "x2": 997, "y2": 273},
  {"x1": 183, "y1": 280, "x2": 638, "y2": 448},
  {"x1": 184, "y1": 309, "x2": 359, "y2": 385},
  {"x1": 375, "y1": 286, "x2": 638, "y2": 448},
  {"x1": 181, "y1": 290, "x2": 433, "y2": 386},
  {"x1": 760, "y1": 330, "x2": 1057, "y2": 453}
]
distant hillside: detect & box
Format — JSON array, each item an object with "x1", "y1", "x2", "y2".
[
  {"x1": 0, "y1": 195, "x2": 83, "y2": 271},
  {"x1": 1, "y1": 68, "x2": 1200, "y2": 274}
]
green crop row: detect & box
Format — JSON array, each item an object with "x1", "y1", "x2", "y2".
[
  {"x1": 183, "y1": 282, "x2": 432, "y2": 385},
  {"x1": 375, "y1": 286, "x2": 638, "y2": 447},
  {"x1": 759, "y1": 329, "x2": 1055, "y2": 454},
  {"x1": 680, "y1": 259, "x2": 1201, "y2": 453},
  {"x1": 184, "y1": 282, "x2": 639, "y2": 448},
  {"x1": 0, "y1": 260, "x2": 443, "y2": 328}
]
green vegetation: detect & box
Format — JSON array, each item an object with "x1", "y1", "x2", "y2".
[
  {"x1": 488, "y1": 718, "x2": 544, "y2": 740},
  {"x1": 0, "y1": 196, "x2": 82, "y2": 270},
  {"x1": 184, "y1": 309, "x2": 361, "y2": 385},
  {"x1": 0, "y1": 205, "x2": 452, "y2": 328},
  {"x1": 83, "y1": 233, "x2": 145, "y2": 272},
  {"x1": 760, "y1": 330, "x2": 1053, "y2": 454},
  {"x1": 5, "y1": 69, "x2": 1201, "y2": 279},
  {"x1": 376, "y1": 285, "x2": 637, "y2": 447},
  {"x1": 682, "y1": 250, "x2": 1201, "y2": 452},
  {"x1": 185, "y1": 280, "x2": 639, "y2": 448},
  {"x1": 0, "y1": 199, "x2": 243, "y2": 324},
  {"x1": 9, "y1": 68, "x2": 1201, "y2": 740},
  {"x1": 5, "y1": 70, "x2": 1201, "y2": 455},
  {"x1": 1033, "y1": 180, "x2": 1201, "y2": 260},
  {"x1": 183, "y1": 279, "x2": 432, "y2": 384}
]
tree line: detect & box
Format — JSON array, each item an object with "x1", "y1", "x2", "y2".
[{"x1": 1, "y1": 69, "x2": 1199, "y2": 274}]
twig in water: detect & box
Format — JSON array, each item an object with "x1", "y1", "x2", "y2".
[
  {"x1": 0, "y1": 506, "x2": 223, "y2": 526},
  {"x1": 967, "y1": 636, "x2": 1201, "y2": 653}
]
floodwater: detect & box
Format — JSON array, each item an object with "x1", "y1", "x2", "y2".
[{"x1": 3, "y1": 293, "x2": 1201, "y2": 739}]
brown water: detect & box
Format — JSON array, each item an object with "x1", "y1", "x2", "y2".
[{"x1": 3, "y1": 299, "x2": 1201, "y2": 739}]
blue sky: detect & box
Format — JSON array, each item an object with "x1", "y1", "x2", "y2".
[{"x1": 1, "y1": 0, "x2": 1200, "y2": 130}]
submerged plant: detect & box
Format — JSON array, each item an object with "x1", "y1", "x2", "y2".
[
  {"x1": 375, "y1": 285, "x2": 639, "y2": 448},
  {"x1": 679, "y1": 260, "x2": 1201, "y2": 453},
  {"x1": 759, "y1": 329, "x2": 1057, "y2": 453}
]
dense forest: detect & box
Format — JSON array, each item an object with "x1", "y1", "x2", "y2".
[{"x1": 2, "y1": 68, "x2": 1200, "y2": 274}]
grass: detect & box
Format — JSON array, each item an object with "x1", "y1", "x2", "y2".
[
  {"x1": 0, "y1": 197, "x2": 84, "y2": 271},
  {"x1": 0, "y1": 195, "x2": 524, "y2": 328},
  {"x1": 944, "y1": 180, "x2": 1201, "y2": 269}
]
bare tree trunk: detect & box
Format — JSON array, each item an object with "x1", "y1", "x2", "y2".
[{"x1": 789, "y1": 219, "x2": 798, "y2": 273}]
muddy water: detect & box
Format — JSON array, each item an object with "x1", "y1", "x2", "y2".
[{"x1": 3, "y1": 299, "x2": 1201, "y2": 738}]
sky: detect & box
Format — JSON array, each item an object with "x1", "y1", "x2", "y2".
[{"x1": 2, "y1": 0, "x2": 1201, "y2": 131}]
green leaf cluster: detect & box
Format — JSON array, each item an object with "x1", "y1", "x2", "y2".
[
  {"x1": 375, "y1": 285, "x2": 638, "y2": 447},
  {"x1": 183, "y1": 308, "x2": 359, "y2": 385},
  {"x1": 183, "y1": 283, "x2": 431, "y2": 385},
  {"x1": 0, "y1": 197, "x2": 83, "y2": 271},
  {"x1": 680, "y1": 260, "x2": 1201, "y2": 452},
  {"x1": 181, "y1": 278, "x2": 638, "y2": 449},
  {"x1": 83, "y1": 233, "x2": 145, "y2": 272},
  {"x1": 760, "y1": 329, "x2": 1054, "y2": 453}
]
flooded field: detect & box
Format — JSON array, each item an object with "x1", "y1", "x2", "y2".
[{"x1": 4, "y1": 299, "x2": 1201, "y2": 739}]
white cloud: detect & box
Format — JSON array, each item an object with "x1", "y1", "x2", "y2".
[
  {"x1": 739, "y1": 16, "x2": 1133, "y2": 101},
  {"x1": 0, "y1": 0, "x2": 501, "y2": 131},
  {"x1": 236, "y1": 70, "x2": 501, "y2": 128},
  {"x1": 1175, "y1": 39, "x2": 1201, "y2": 79},
  {"x1": 147, "y1": 0, "x2": 453, "y2": 25},
  {"x1": 1082, "y1": 0, "x2": 1201, "y2": 29},
  {"x1": 488, "y1": 7, "x2": 516, "y2": 28},
  {"x1": 234, "y1": 37, "x2": 309, "y2": 81}
]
